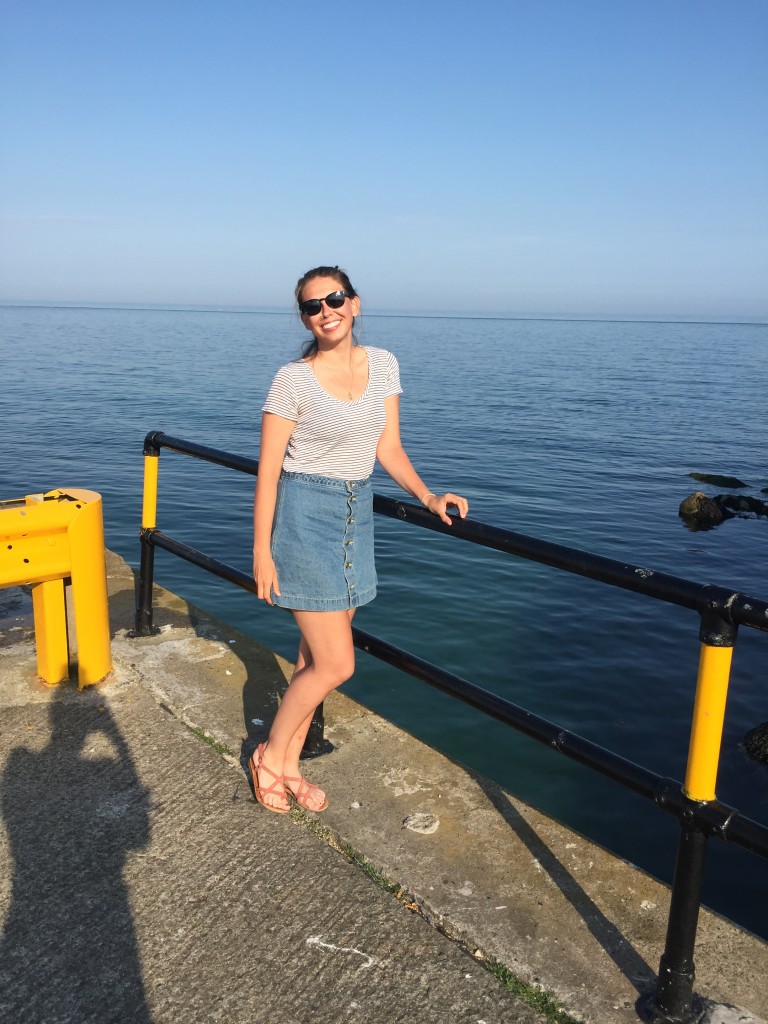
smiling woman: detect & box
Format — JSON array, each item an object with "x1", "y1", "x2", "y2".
[{"x1": 249, "y1": 265, "x2": 469, "y2": 814}]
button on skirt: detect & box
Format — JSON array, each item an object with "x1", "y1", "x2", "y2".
[{"x1": 270, "y1": 471, "x2": 377, "y2": 611}]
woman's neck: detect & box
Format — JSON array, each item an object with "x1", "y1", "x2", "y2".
[{"x1": 312, "y1": 340, "x2": 358, "y2": 364}]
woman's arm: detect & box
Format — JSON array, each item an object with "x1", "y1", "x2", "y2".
[
  {"x1": 254, "y1": 411, "x2": 296, "y2": 604},
  {"x1": 376, "y1": 395, "x2": 468, "y2": 526}
]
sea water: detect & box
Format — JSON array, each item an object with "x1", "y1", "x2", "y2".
[{"x1": 1, "y1": 304, "x2": 766, "y2": 936}]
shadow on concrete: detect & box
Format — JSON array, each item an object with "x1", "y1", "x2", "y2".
[
  {"x1": 238, "y1": 652, "x2": 289, "y2": 798},
  {"x1": 470, "y1": 768, "x2": 656, "y2": 997},
  {"x1": 0, "y1": 688, "x2": 153, "y2": 1023}
]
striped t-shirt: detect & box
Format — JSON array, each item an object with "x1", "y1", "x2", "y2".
[{"x1": 262, "y1": 346, "x2": 403, "y2": 479}]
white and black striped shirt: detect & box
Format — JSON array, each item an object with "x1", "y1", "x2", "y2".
[{"x1": 262, "y1": 346, "x2": 402, "y2": 479}]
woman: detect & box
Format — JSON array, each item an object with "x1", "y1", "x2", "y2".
[{"x1": 251, "y1": 266, "x2": 468, "y2": 813}]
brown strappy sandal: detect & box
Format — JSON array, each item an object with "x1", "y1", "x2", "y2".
[
  {"x1": 283, "y1": 774, "x2": 329, "y2": 812},
  {"x1": 250, "y1": 743, "x2": 290, "y2": 814}
]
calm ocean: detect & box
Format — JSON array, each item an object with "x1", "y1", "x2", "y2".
[{"x1": 2, "y1": 304, "x2": 767, "y2": 936}]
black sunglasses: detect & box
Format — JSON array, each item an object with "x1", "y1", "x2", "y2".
[{"x1": 298, "y1": 290, "x2": 350, "y2": 317}]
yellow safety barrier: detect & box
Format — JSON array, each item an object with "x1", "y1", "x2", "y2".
[{"x1": 0, "y1": 488, "x2": 112, "y2": 687}]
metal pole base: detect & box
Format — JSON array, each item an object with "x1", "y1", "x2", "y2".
[
  {"x1": 636, "y1": 991, "x2": 704, "y2": 1024},
  {"x1": 127, "y1": 624, "x2": 161, "y2": 638}
]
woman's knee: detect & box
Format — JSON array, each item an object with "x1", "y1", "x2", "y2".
[
  {"x1": 326, "y1": 652, "x2": 355, "y2": 689},
  {"x1": 294, "y1": 611, "x2": 355, "y2": 688}
]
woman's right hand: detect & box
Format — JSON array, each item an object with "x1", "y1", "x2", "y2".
[{"x1": 254, "y1": 552, "x2": 280, "y2": 605}]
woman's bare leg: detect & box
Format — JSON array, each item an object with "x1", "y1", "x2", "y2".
[
  {"x1": 256, "y1": 608, "x2": 355, "y2": 810},
  {"x1": 279, "y1": 610, "x2": 356, "y2": 810},
  {"x1": 284, "y1": 610, "x2": 356, "y2": 763}
]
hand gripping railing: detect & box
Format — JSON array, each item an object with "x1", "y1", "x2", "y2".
[{"x1": 132, "y1": 431, "x2": 768, "y2": 1024}]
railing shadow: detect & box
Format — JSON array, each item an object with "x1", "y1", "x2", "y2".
[
  {"x1": 470, "y1": 768, "x2": 656, "y2": 996},
  {"x1": 0, "y1": 688, "x2": 153, "y2": 1023}
]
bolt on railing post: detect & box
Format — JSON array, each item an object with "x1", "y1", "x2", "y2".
[{"x1": 640, "y1": 604, "x2": 737, "y2": 1024}]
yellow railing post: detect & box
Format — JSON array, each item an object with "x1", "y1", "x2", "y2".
[
  {"x1": 142, "y1": 452, "x2": 159, "y2": 530},
  {"x1": 684, "y1": 643, "x2": 734, "y2": 802}
]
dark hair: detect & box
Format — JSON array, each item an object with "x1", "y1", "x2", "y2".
[{"x1": 295, "y1": 265, "x2": 359, "y2": 358}]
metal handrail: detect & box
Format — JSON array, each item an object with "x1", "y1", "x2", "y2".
[
  {"x1": 133, "y1": 430, "x2": 768, "y2": 1024},
  {"x1": 140, "y1": 527, "x2": 768, "y2": 859}
]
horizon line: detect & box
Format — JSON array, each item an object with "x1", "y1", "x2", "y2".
[{"x1": 0, "y1": 300, "x2": 766, "y2": 328}]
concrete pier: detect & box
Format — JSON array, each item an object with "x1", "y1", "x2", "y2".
[{"x1": 0, "y1": 552, "x2": 765, "y2": 1024}]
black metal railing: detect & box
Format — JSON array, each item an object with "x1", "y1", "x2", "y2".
[{"x1": 133, "y1": 430, "x2": 768, "y2": 1024}]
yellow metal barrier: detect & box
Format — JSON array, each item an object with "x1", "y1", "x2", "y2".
[{"x1": 0, "y1": 489, "x2": 112, "y2": 687}]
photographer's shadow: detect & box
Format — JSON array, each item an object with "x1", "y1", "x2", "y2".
[{"x1": 0, "y1": 689, "x2": 153, "y2": 1023}]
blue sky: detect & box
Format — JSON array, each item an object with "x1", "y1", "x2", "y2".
[{"x1": 1, "y1": 1, "x2": 766, "y2": 316}]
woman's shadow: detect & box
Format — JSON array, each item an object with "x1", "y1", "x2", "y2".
[{"x1": 0, "y1": 688, "x2": 153, "y2": 1023}]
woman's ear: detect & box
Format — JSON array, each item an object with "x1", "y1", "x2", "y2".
[{"x1": 350, "y1": 295, "x2": 361, "y2": 317}]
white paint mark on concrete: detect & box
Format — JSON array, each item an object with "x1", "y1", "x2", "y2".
[
  {"x1": 701, "y1": 1001, "x2": 766, "y2": 1024},
  {"x1": 495, "y1": 906, "x2": 507, "y2": 910},
  {"x1": 381, "y1": 767, "x2": 428, "y2": 796},
  {"x1": 458, "y1": 881, "x2": 474, "y2": 896},
  {"x1": 641, "y1": 900, "x2": 657, "y2": 911},
  {"x1": 402, "y1": 812, "x2": 439, "y2": 834},
  {"x1": 306, "y1": 935, "x2": 378, "y2": 969}
]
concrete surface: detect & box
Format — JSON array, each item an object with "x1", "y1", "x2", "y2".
[{"x1": 0, "y1": 552, "x2": 765, "y2": 1024}]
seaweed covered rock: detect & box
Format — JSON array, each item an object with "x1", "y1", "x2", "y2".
[
  {"x1": 679, "y1": 491, "x2": 725, "y2": 526},
  {"x1": 688, "y1": 472, "x2": 749, "y2": 488},
  {"x1": 744, "y1": 722, "x2": 768, "y2": 766},
  {"x1": 716, "y1": 494, "x2": 768, "y2": 517},
  {"x1": 679, "y1": 490, "x2": 768, "y2": 528}
]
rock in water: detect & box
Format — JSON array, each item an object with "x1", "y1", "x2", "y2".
[
  {"x1": 688, "y1": 472, "x2": 748, "y2": 488},
  {"x1": 744, "y1": 723, "x2": 768, "y2": 766},
  {"x1": 715, "y1": 494, "x2": 768, "y2": 518},
  {"x1": 679, "y1": 491, "x2": 724, "y2": 525}
]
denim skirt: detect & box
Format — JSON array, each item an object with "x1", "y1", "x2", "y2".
[{"x1": 270, "y1": 471, "x2": 377, "y2": 611}]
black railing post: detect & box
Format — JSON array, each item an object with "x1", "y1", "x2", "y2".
[
  {"x1": 131, "y1": 529, "x2": 159, "y2": 637},
  {"x1": 638, "y1": 821, "x2": 707, "y2": 1023},
  {"x1": 130, "y1": 431, "x2": 163, "y2": 638},
  {"x1": 301, "y1": 702, "x2": 333, "y2": 758}
]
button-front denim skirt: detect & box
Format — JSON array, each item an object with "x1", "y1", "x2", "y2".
[{"x1": 270, "y1": 471, "x2": 376, "y2": 611}]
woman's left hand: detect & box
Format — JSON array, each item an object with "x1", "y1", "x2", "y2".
[{"x1": 424, "y1": 492, "x2": 469, "y2": 526}]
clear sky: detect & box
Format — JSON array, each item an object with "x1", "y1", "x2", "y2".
[{"x1": 1, "y1": 1, "x2": 766, "y2": 316}]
